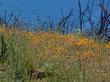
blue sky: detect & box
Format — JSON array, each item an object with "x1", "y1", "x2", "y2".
[
  {"x1": 0, "y1": 0, "x2": 108, "y2": 27},
  {"x1": 0, "y1": 0, "x2": 77, "y2": 20}
]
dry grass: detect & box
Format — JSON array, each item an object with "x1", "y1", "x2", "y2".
[{"x1": 0, "y1": 26, "x2": 110, "y2": 82}]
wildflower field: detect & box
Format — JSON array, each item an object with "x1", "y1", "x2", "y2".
[{"x1": 0, "y1": 26, "x2": 110, "y2": 82}]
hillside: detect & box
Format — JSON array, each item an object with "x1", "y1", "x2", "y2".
[{"x1": 0, "y1": 26, "x2": 110, "y2": 82}]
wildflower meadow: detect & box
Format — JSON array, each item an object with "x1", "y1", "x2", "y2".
[{"x1": 0, "y1": 26, "x2": 110, "y2": 82}]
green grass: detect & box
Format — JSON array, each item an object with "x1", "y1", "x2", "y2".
[{"x1": 0, "y1": 27, "x2": 110, "y2": 82}]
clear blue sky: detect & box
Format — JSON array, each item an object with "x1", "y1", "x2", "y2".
[
  {"x1": 0, "y1": 0, "x2": 76, "y2": 20},
  {"x1": 0, "y1": 0, "x2": 108, "y2": 27},
  {"x1": 0, "y1": 0, "x2": 90, "y2": 20}
]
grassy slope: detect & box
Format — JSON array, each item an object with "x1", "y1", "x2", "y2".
[{"x1": 0, "y1": 26, "x2": 110, "y2": 82}]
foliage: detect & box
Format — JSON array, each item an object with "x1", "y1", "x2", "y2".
[{"x1": 0, "y1": 26, "x2": 110, "y2": 82}]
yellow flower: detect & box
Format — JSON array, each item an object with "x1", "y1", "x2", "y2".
[
  {"x1": 76, "y1": 38, "x2": 91, "y2": 46},
  {"x1": 64, "y1": 34, "x2": 77, "y2": 45},
  {"x1": 76, "y1": 50, "x2": 95, "y2": 58},
  {"x1": 105, "y1": 42, "x2": 110, "y2": 49},
  {"x1": 83, "y1": 50, "x2": 95, "y2": 57}
]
